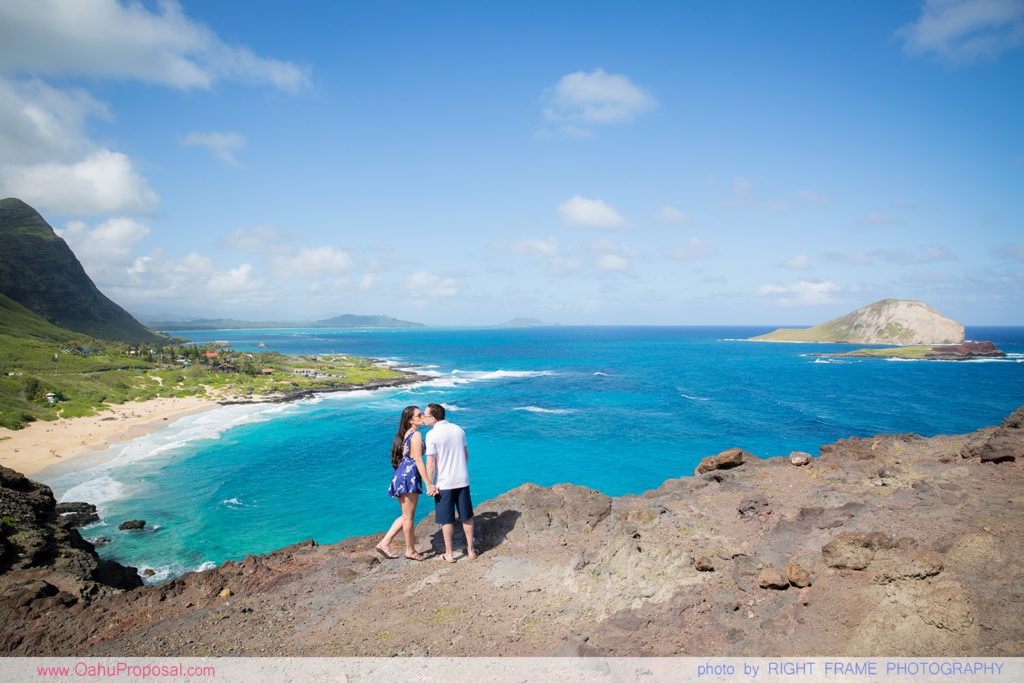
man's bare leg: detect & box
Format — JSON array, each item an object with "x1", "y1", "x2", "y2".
[{"x1": 441, "y1": 523, "x2": 456, "y2": 562}]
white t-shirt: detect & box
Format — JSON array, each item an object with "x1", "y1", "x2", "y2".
[{"x1": 425, "y1": 420, "x2": 469, "y2": 490}]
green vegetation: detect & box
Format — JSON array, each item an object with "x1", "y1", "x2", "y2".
[
  {"x1": 828, "y1": 346, "x2": 936, "y2": 360},
  {"x1": 0, "y1": 332, "x2": 415, "y2": 430}
]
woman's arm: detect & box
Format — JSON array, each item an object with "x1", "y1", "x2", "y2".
[{"x1": 409, "y1": 432, "x2": 436, "y2": 494}]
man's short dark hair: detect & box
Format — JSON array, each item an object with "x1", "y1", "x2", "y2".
[{"x1": 427, "y1": 403, "x2": 446, "y2": 421}]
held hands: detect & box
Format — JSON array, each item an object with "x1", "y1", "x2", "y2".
[{"x1": 427, "y1": 485, "x2": 439, "y2": 497}]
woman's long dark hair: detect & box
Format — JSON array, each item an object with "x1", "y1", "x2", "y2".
[{"x1": 391, "y1": 406, "x2": 419, "y2": 469}]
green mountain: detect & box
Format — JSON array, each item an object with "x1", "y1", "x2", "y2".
[
  {"x1": 0, "y1": 292, "x2": 81, "y2": 343},
  {"x1": 0, "y1": 198, "x2": 163, "y2": 343},
  {"x1": 749, "y1": 299, "x2": 965, "y2": 345}
]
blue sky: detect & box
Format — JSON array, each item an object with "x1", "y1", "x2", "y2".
[{"x1": 1, "y1": 1, "x2": 1021, "y2": 326}]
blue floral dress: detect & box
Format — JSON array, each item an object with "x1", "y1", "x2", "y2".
[{"x1": 388, "y1": 432, "x2": 423, "y2": 497}]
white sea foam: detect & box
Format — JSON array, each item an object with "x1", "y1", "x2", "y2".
[
  {"x1": 140, "y1": 560, "x2": 216, "y2": 586},
  {"x1": 59, "y1": 475, "x2": 125, "y2": 507},
  {"x1": 679, "y1": 393, "x2": 710, "y2": 402},
  {"x1": 514, "y1": 406, "x2": 574, "y2": 415},
  {"x1": 427, "y1": 368, "x2": 554, "y2": 388},
  {"x1": 46, "y1": 402, "x2": 278, "y2": 509},
  {"x1": 594, "y1": 371, "x2": 609, "y2": 376}
]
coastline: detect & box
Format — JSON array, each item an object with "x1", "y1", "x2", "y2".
[
  {"x1": 0, "y1": 396, "x2": 221, "y2": 477},
  {"x1": 0, "y1": 371, "x2": 431, "y2": 478}
]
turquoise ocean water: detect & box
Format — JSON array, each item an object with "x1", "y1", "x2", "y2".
[{"x1": 41, "y1": 326, "x2": 1024, "y2": 582}]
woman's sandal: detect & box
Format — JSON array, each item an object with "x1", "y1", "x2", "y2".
[
  {"x1": 375, "y1": 545, "x2": 399, "y2": 559},
  {"x1": 440, "y1": 553, "x2": 457, "y2": 563},
  {"x1": 405, "y1": 551, "x2": 426, "y2": 561}
]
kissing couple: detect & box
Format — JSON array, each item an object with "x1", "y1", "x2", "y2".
[{"x1": 375, "y1": 403, "x2": 476, "y2": 563}]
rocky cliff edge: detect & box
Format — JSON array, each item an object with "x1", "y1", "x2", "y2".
[{"x1": 2, "y1": 407, "x2": 1022, "y2": 657}]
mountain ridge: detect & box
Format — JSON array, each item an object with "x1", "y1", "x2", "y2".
[
  {"x1": 137, "y1": 314, "x2": 425, "y2": 331},
  {"x1": 0, "y1": 198, "x2": 163, "y2": 344}
]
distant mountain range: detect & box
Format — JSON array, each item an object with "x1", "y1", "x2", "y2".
[
  {"x1": 0, "y1": 198, "x2": 163, "y2": 343},
  {"x1": 139, "y1": 314, "x2": 426, "y2": 331},
  {"x1": 749, "y1": 299, "x2": 965, "y2": 345}
]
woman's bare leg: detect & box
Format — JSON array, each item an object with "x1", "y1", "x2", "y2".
[{"x1": 399, "y1": 493, "x2": 423, "y2": 559}]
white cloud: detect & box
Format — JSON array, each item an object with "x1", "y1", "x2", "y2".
[
  {"x1": 595, "y1": 253, "x2": 631, "y2": 272},
  {"x1": 542, "y1": 68, "x2": 656, "y2": 136},
  {"x1": 558, "y1": 195, "x2": 628, "y2": 228},
  {"x1": 358, "y1": 273, "x2": 380, "y2": 290},
  {"x1": 499, "y1": 235, "x2": 561, "y2": 257},
  {"x1": 0, "y1": 76, "x2": 159, "y2": 215},
  {"x1": 757, "y1": 280, "x2": 841, "y2": 306},
  {"x1": 182, "y1": 131, "x2": 247, "y2": 166},
  {"x1": 0, "y1": 77, "x2": 108, "y2": 164},
  {"x1": 209, "y1": 263, "x2": 260, "y2": 293},
  {"x1": 896, "y1": 0, "x2": 1024, "y2": 62},
  {"x1": 657, "y1": 205, "x2": 689, "y2": 223},
  {"x1": 585, "y1": 239, "x2": 639, "y2": 273},
  {"x1": 0, "y1": 0, "x2": 311, "y2": 92},
  {"x1": 1, "y1": 149, "x2": 159, "y2": 215},
  {"x1": 782, "y1": 253, "x2": 811, "y2": 270},
  {"x1": 58, "y1": 217, "x2": 150, "y2": 270},
  {"x1": 408, "y1": 271, "x2": 458, "y2": 298},
  {"x1": 824, "y1": 247, "x2": 955, "y2": 266},
  {"x1": 671, "y1": 238, "x2": 717, "y2": 262},
  {"x1": 221, "y1": 225, "x2": 289, "y2": 252},
  {"x1": 270, "y1": 246, "x2": 354, "y2": 278},
  {"x1": 0, "y1": 1, "x2": 309, "y2": 216}
]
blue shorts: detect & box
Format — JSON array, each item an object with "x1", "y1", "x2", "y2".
[{"x1": 434, "y1": 486, "x2": 473, "y2": 525}]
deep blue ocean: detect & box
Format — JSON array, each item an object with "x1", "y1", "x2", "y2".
[{"x1": 41, "y1": 326, "x2": 1024, "y2": 582}]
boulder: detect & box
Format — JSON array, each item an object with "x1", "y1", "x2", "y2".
[
  {"x1": 695, "y1": 448, "x2": 748, "y2": 474},
  {"x1": 758, "y1": 567, "x2": 789, "y2": 590},
  {"x1": 118, "y1": 520, "x2": 146, "y2": 531},
  {"x1": 693, "y1": 556, "x2": 715, "y2": 572},
  {"x1": 960, "y1": 410, "x2": 1023, "y2": 463},
  {"x1": 789, "y1": 451, "x2": 812, "y2": 466},
  {"x1": 787, "y1": 558, "x2": 812, "y2": 587},
  {"x1": 55, "y1": 502, "x2": 99, "y2": 528},
  {"x1": 821, "y1": 532, "x2": 899, "y2": 570}
]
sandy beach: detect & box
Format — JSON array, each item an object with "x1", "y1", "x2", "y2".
[{"x1": 0, "y1": 396, "x2": 221, "y2": 477}]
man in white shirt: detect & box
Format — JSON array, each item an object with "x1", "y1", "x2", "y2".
[{"x1": 423, "y1": 403, "x2": 475, "y2": 562}]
